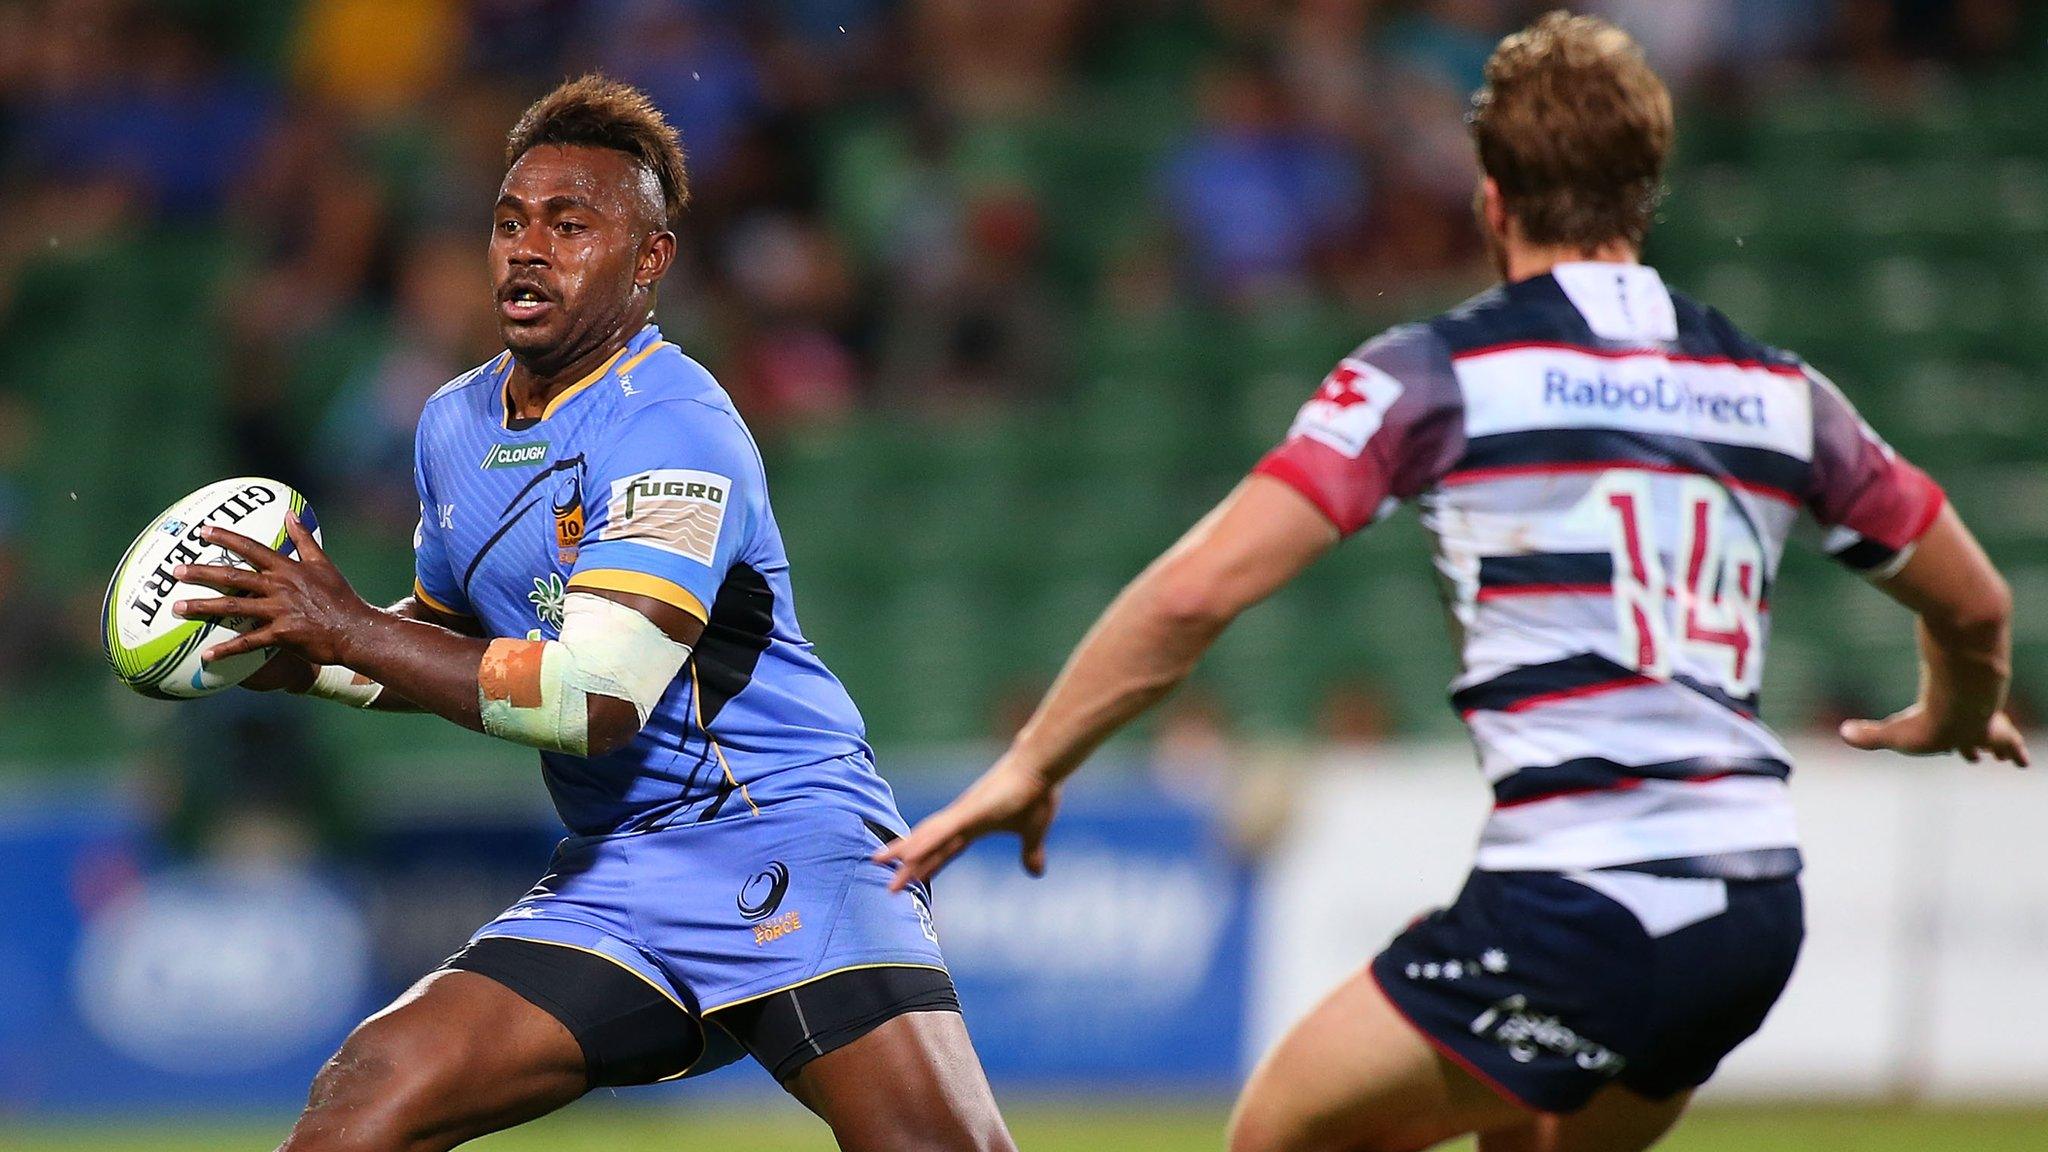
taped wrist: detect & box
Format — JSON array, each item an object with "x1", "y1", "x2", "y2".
[
  {"x1": 478, "y1": 592, "x2": 692, "y2": 755},
  {"x1": 305, "y1": 664, "x2": 384, "y2": 708}
]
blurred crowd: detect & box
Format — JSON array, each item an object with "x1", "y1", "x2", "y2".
[
  {"x1": 0, "y1": 1, "x2": 2040, "y2": 853},
  {"x1": 2, "y1": 0, "x2": 2037, "y2": 481}
]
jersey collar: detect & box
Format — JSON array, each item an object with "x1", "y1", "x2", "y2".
[{"x1": 498, "y1": 325, "x2": 661, "y2": 429}]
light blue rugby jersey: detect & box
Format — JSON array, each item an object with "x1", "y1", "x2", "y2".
[{"x1": 412, "y1": 324, "x2": 892, "y2": 836}]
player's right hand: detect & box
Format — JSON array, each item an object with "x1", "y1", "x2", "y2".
[
  {"x1": 1838, "y1": 703, "x2": 2030, "y2": 767},
  {"x1": 874, "y1": 758, "x2": 1062, "y2": 892}
]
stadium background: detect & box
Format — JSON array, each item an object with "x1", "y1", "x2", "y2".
[{"x1": 3, "y1": 1, "x2": 2046, "y2": 1148}]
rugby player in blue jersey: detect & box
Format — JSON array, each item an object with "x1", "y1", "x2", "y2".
[
  {"x1": 880, "y1": 14, "x2": 2025, "y2": 1152},
  {"x1": 171, "y1": 76, "x2": 1014, "y2": 1152}
]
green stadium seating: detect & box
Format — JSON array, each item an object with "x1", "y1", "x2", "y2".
[{"x1": 11, "y1": 72, "x2": 2048, "y2": 769}]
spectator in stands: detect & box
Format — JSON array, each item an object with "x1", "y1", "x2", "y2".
[
  {"x1": 291, "y1": 0, "x2": 461, "y2": 122},
  {"x1": 911, "y1": 0, "x2": 1087, "y2": 119},
  {"x1": 876, "y1": 184, "x2": 1065, "y2": 414},
  {"x1": 1148, "y1": 689, "x2": 1237, "y2": 809},
  {"x1": 317, "y1": 230, "x2": 502, "y2": 532},
  {"x1": 590, "y1": 2, "x2": 765, "y2": 187},
  {"x1": 719, "y1": 209, "x2": 864, "y2": 430},
  {"x1": 220, "y1": 100, "x2": 387, "y2": 376},
  {"x1": 1149, "y1": 689, "x2": 1295, "y2": 859},
  {"x1": 1159, "y1": 56, "x2": 1365, "y2": 305},
  {"x1": 1843, "y1": 0, "x2": 2027, "y2": 68},
  {"x1": 5, "y1": 3, "x2": 273, "y2": 223},
  {"x1": 1315, "y1": 675, "x2": 1397, "y2": 748}
]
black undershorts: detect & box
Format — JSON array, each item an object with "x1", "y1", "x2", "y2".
[{"x1": 445, "y1": 936, "x2": 960, "y2": 1087}]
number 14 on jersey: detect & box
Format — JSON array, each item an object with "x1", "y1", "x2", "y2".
[{"x1": 1594, "y1": 474, "x2": 1765, "y2": 697}]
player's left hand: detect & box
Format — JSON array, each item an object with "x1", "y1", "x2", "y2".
[
  {"x1": 1838, "y1": 703, "x2": 2030, "y2": 767},
  {"x1": 170, "y1": 514, "x2": 372, "y2": 667},
  {"x1": 873, "y1": 758, "x2": 1062, "y2": 892}
]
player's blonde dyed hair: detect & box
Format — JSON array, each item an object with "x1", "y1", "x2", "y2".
[
  {"x1": 507, "y1": 74, "x2": 690, "y2": 229},
  {"x1": 1470, "y1": 11, "x2": 1673, "y2": 250}
]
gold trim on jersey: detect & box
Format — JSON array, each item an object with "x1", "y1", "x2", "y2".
[
  {"x1": 499, "y1": 344, "x2": 632, "y2": 428},
  {"x1": 566, "y1": 568, "x2": 709, "y2": 623},
  {"x1": 412, "y1": 578, "x2": 469, "y2": 618}
]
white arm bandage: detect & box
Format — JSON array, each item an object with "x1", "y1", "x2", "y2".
[
  {"x1": 304, "y1": 664, "x2": 385, "y2": 709},
  {"x1": 478, "y1": 591, "x2": 693, "y2": 755}
]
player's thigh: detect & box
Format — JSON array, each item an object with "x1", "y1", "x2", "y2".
[
  {"x1": 781, "y1": 1010, "x2": 1015, "y2": 1152},
  {"x1": 280, "y1": 970, "x2": 587, "y2": 1152},
  {"x1": 1479, "y1": 1085, "x2": 1691, "y2": 1152},
  {"x1": 1229, "y1": 965, "x2": 1526, "y2": 1152}
]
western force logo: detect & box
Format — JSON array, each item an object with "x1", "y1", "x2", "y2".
[
  {"x1": 481, "y1": 440, "x2": 550, "y2": 470},
  {"x1": 552, "y1": 470, "x2": 585, "y2": 563},
  {"x1": 604, "y1": 469, "x2": 729, "y2": 565},
  {"x1": 738, "y1": 862, "x2": 790, "y2": 922},
  {"x1": 740, "y1": 862, "x2": 800, "y2": 946}
]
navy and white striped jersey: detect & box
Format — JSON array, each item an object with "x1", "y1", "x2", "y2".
[{"x1": 1256, "y1": 263, "x2": 1944, "y2": 879}]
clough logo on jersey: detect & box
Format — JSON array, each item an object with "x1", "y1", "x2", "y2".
[
  {"x1": 481, "y1": 440, "x2": 550, "y2": 470},
  {"x1": 1542, "y1": 369, "x2": 1766, "y2": 427}
]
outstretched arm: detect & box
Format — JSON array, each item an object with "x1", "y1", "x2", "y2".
[
  {"x1": 875, "y1": 474, "x2": 1339, "y2": 889},
  {"x1": 1839, "y1": 504, "x2": 2028, "y2": 766}
]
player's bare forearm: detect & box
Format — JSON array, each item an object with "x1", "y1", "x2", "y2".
[
  {"x1": 240, "y1": 595, "x2": 471, "y2": 711},
  {"x1": 1843, "y1": 504, "x2": 2027, "y2": 764},
  {"x1": 330, "y1": 606, "x2": 493, "y2": 728},
  {"x1": 1010, "y1": 475, "x2": 1339, "y2": 783},
  {"x1": 174, "y1": 519, "x2": 497, "y2": 731},
  {"x1": 360, "y1": 596, "x2": 483, "y2": 711},
  {"x1": 1883, "y1": 506, "x2": 2011, "y2": 714}
]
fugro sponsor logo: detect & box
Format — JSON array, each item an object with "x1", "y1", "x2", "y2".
[
  {"x1": 603, "y1": 469, "x2": 731, "y2": 565},
  {"x1": 620, "y1": 474, "x2": 726, "y2": 519},
  {"x1": 1542, "y1": 369, "x2": 1767, "y2": 426},
  {"x1": 481, "y1": 440, "x2": 551, "y2": 470}
]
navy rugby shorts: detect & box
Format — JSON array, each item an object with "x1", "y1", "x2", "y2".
[{"x1": 1373, "y1": 869, "x2": 1803, "y2": 1113}]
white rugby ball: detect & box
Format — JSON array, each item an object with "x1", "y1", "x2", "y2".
[{"x1": 101, "y1": 477, "x2": 320, "y2": 700}]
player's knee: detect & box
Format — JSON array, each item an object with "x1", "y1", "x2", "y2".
[{"x1": 281, "y1": 1022, "x2": 462, "y2": 1152}]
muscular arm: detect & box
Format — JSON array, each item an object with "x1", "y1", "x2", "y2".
[
  {"x1": 362, "y1": 595, "x2": 486, "y2": 711},
  {"x1": 1841, "y1": 504, "x2": 2029, "y2": 765},
  {"x1": 329, "y1": 590, "x2": 701, "y2": 744},
  {"x1": 175, "y1": 520, "x2": 703, "y2": 756},
  {"x1": 248, "y1": 594, "x2": 481, "y2": 710}
]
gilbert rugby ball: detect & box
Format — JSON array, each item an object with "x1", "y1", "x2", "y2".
[{"x1": 101, "y1": 477, "x2": 320, "y2": 699}]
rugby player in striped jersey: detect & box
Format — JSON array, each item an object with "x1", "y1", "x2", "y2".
[{"x1": 880, "y1": 13, "x2": 2025, "y2": 1152}]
